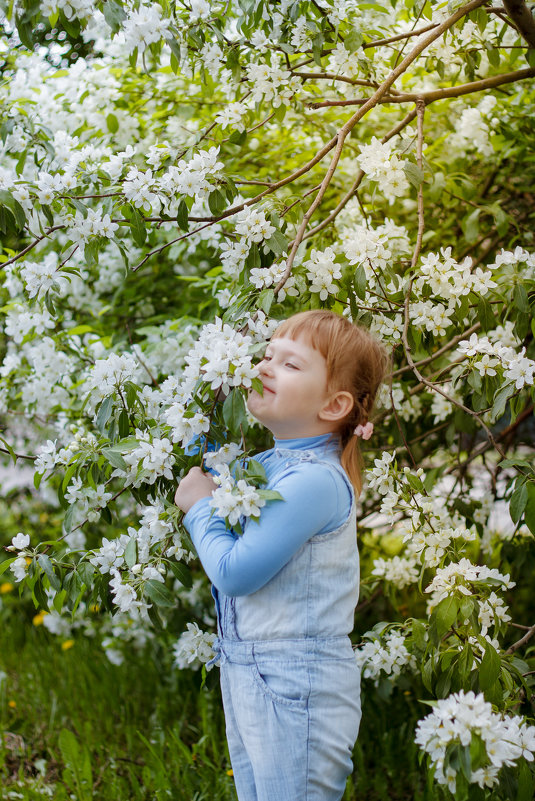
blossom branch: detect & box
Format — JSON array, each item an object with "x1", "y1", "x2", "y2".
[
  {"x1": 302, "y1": 108, "x2": 418, "y2": 242},
  {"x1": 392, "y1": 323, "x2": 481, "y2": 379},
  {"x1": 273, "y1": 0, "x2": 489, "y2": 295},
  {"x1": 401, "y1": 278, "x2": 506, "y2": 458},
  {"x1": 362, "y1": 22, "x2": 440, "y2": 49},
  {"x1": 307, "y1": 67, "x2": 535, "y2": 108}
]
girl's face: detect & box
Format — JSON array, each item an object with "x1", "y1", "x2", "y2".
[{"x1": 247, "y1": 335, "x2": 338, "y2": 439}]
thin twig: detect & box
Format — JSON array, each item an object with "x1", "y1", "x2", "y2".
[
  {"x1": 411, "y1": 98, "x2": 426, "y2": 270},
  {"x1": 506, "y1": 623, "x2": 535, "y2": 654}
]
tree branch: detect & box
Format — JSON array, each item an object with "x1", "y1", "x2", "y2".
[
  {"x1": 506, "y1": 623, "x2": 535, "y2": 654},
  {"x1": 302, "y1": 108, "x2": 418, "y2": 243},
  {"x1": 503, "y1": 0, "x2": 535, "y2": 47},
  {"x1": 411, "y1": 99, "x2": 426, "y2": 270},
  {"x1": 307, "y1": 67, "x2": 535, "y2": 108}
]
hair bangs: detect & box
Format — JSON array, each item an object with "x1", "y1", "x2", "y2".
[{"x1": 272, "y1": 311, "x2": 333, "y2": 362}]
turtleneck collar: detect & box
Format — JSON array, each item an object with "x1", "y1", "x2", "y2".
[{"x1": 273, "y1": 432, "x2": 340, "y2": 453}]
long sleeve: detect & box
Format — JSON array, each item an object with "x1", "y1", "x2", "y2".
[{"x1": 183, "y1": 461, "x2": 351, "y2": 597}]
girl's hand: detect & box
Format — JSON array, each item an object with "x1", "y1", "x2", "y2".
[{"x1": 175, "y1": 466, "x2": 218, "y2": 514}]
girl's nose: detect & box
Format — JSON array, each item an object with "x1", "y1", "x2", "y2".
[{"x1": 258, "y1": 359, "x2": 273, "y2": 377}]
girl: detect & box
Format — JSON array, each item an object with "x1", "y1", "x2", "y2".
[{"x1": 175, "y1": 309, "x2": 388, "y2": 801}]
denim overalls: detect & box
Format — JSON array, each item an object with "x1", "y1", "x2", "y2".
[{"x1": 210, "y1": 447, "x2": 361, "y2": 801}]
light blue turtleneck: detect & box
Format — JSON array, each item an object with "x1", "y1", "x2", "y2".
[{"x1": 183, "y1": 433, "x2": 352, "y2": 597}]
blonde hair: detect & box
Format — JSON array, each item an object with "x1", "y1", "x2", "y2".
[{"x1": 273, "y1": 310, "x2": 389, "y2": 496}]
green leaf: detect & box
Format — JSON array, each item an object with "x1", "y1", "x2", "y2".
[
  {"x1": 130, "y1": 207, "x2": 147, "y2": 247},
  {"x1": 433, "y1": 595, "x2": 458, "y2": 638},
  {"x1": 486, "y1": 47, "x2": 500, "y2": 68},
  {"x1": 312, "y1": 32, "x2": 324, "y2": 66},
  {"x1": 38, "y1": 554, "x2": 61, "y2": 592},
  {"x1": 0, "y1": 190, "x2": 26, "y2": 231},
  {"x1": 524, "y1": 483, "x2": 535, "y2": 535},
  {"x1": 257, "y1": 489, "x2": 284, "y2": 502},
  {"x1": 144, "y1": 579, "x2": 175, "y2": 607},
  {"x1": 102, "y1": 0, "x2": 127, "y2": 33},
  {"x1": 176, "y1": 199, "x2": 189, "y2": 231},
  {"x1": 208, "y1": 188, "x2": 226, "y2": 216},
  {"x1": 258, "y1": 288, "x2": 275, "y2": 315},
  {"x1": 517, "y1": 758, "x2": 534, "y2": 801},
  {"x1": 58, "y1": 728, "x2": 92, "y2": 799},
  {"x1": 244, "y1": 458, "x2": 267, "y2": 485},
  {"x1": 510, "y1": 481, "x2": 528, "y2": 524},
  {"x1": 222, "y1": 389, "x2": 247, "y2": 436},
  {"x1": 513, "y1": 284, "x2": 530, "y2": 313},
  {"x1": 405, "y1": 473, "x2": 426, "y2": 494},
  {"x1": 96, "y1": 396, "x2": 114, "y2": 435},
  {"x1": 123, "y1": 538, "x2": 137, "y2": 569},
  {"x1": 478, "y1": 641, "x2": 501, "y2": 693},
  {"x1": 462, "y1": 208, "x2": 481, "y2": 244},
  {"x1": 63, "y1": 504, "x2": 75, "y2": 534},
  {"x1": 102, "y1": 448, "x2": 128, "y2": 471},
  {"x1": 353, "y1": 265, "x2": 367, "y2": 300},
  {"x1": 168, "y1": 560, "x2": 193, "y2": 589},
  {"x1": 458, "y1": 744, "x2": 471, "y2": 781},
  {"x1": 0, "y1": 436, "x2": 17, "y2": 465},
  {"x1": 106, "y1": 113, "x2": 119, "y2": 134},
  {"x1": 403, "y1": 162, "x2": 425, "y2": 189},
  {"x1": 265, "y1": 229, "x2": 288, "y2": 256},
  {"x1": 490, "y1": 382, "x2": 515, "y2": 422},
  {"x1": 344, "y1": 28, "x2": 363, "y2": 52},
  {"x1": 0, "y1": 558, "x2": 16, "y2": 576},
  {"x1": 228, "y1": 129, "x2": 247, "y2": 146},
  {"x1": 477, "y1": 297, "x2": 494, "y2": 332}
]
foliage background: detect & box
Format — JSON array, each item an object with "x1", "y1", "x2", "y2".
[{"x1": 0, "y1": 0, "x2": 535, "y2": 798}]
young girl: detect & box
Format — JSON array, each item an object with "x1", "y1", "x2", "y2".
[{"x1": 175, "y1": 310, "x2": 388, "y2": 801}]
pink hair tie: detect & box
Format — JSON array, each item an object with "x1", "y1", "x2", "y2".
[{"x1": 354, "y1": 422, "x2": 374, "y2": 440}]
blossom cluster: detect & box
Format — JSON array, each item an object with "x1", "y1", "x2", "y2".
[
  {"x1": 209, "y1": 464, "x2": 265, "y2": 527},
  {"x1": 173, "y1": 622, "x2": 217, "y2": 670},
  {"x1": 356, "y1": 136, "x2": 410, "y2": 203},
  {"x1": 179, "y1": 318, "x2": 259, "y2": 397},
  {"x1": 303, "y1": 247, "x2": 342, "y2": 301},
  {"x1": 424, "y1": 559, "x2": 515, "y2": 610},
  {"x1": 354, "y1": 630, "x2": 416, "y2": 684},
  {"x1": 415, "y1": 690, "x2": 535, "y2": 791},
  {"x1": 116, "y1": 431, "x2": 176, "y2": 487},
  {"x1": 457, "y1": 332, "x2": 535, "y2": 390}
]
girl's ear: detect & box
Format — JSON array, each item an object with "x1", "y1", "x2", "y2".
[{"x1": 319, "y1": 390, "x2": 354, "y2": 422}]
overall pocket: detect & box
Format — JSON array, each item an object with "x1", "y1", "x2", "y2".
[{"x1": 251, "y1": 658, "x2": 309, "y2": 710}]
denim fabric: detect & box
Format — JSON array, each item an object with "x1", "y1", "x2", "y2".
[
  {"x1": 218, "y1": 638, "x2": 361, "y2": 801},
  {"x1": 210, "y1": 447, "x2": 361, "y2": 801}
]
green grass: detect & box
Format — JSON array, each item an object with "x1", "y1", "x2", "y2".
[
  {"x1": 0, "y1": 608, "x2": 234, "y2": 800},
  {"x1": 0, "y1": 606, "x2": 440, "y2": 801}
]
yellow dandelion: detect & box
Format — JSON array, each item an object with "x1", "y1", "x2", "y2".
[
  {"x1": 226, "y1": 769, "x2": 234, "y2": 777},
  {"x1": 25, "y1": 557, "x2": 32, "y2": 566},
  {"x1": 33, "y1": 611, "x2": 47, "y2": 626},
  {"x1": 8, "y1": 700, "x2": 16, "y2": 709},
  {"x1": 0, "y1": 582, "x2": 14, "y2": 594},
  {"x1": 61, "y1": 639, "x2": 75, "y2": 651}
]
